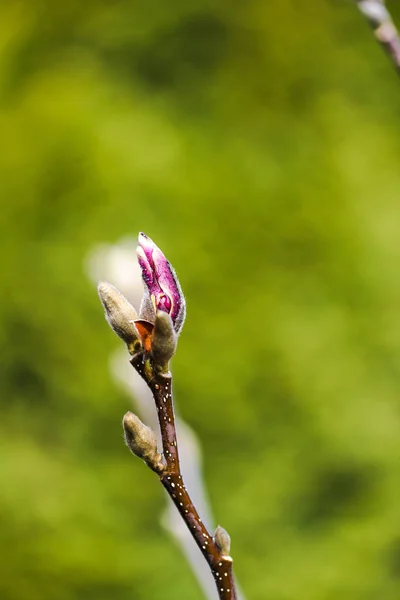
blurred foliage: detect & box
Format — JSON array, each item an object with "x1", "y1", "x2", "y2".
[{"x1": 1, "y1": 1, "x2": 400, "y2": 599}]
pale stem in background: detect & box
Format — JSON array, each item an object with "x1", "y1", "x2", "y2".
[
  {"x1": 356, "y1": 1, "x2": 400, "y2": 72},
  {"x1": 86, "y1": 240, "x2": 245, "y2": 600}
]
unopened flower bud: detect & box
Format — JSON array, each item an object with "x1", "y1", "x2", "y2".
[
  {"x1": 137, "y1": 233, "x2": 186, "y2": 334},
  {"x1": 98, "y1": 282, "x2": 139, "y2": 354},
  {"x1": 214, "y1": 525, "x2": 231, "y2": 557},
  {"x1": 123, "y1": 412, "x2": 164, "y2": 473},
  {"x1": 151, "y1": 311, "x2": 177, "y2": 369}
]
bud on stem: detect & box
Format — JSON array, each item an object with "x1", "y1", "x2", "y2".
[
  {"x1": 151, "y1": 311, "x2": 177, "y2": 370},
  {"x1": 214, "y1": 525, "x2": 231, "y2": 557},
  {"x1": 137, "y1": 233, "x2": 186, "y2": 334},
  {"x1": 98, "y1": 282, "x2": 140, "y2": 354},
  {"x1": 123, "y1": 412, "x2": 165, "y2": 473}
]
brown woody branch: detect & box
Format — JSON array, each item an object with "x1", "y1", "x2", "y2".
[
  {"x1": 356, "y1": 0, "x2": 400, "y2": 73},
  {"x1": 129, "y1": 352, "x2": 238, "y2": 600}
]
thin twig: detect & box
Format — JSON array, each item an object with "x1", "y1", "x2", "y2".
[
  {"x1": 356, "y1": 1, "x2": 400, "y2": 73},
  {"x1": 87, "y1": 239, "x2": 225, "y2": 599},
  {"x1": 98, "y1": 233, "x2": 241, "y2": 599},
  {"x1": 131, "y1": 352, "x2": 238, "y2": 600}
]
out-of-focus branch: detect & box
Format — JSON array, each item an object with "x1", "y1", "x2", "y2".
[{"x1": 356, "y1": 1, "x2": 400, "y2": 73}]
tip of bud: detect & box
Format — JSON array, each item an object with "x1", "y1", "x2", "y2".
[
  {"x1": 214, "y1": 525, "x2": 231, "y2": 557},
  {"x1": 137, "y1": 232, "x2": 154, "y2": 256},
  {"x1": 123, "y1": 412, "x2": 164, "y2": 473},
  {"x1": 97, "y1": 281, "x2": 112, "y2": 298}
]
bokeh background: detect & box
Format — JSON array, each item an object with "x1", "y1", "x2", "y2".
[{"x1": 2, "y1": 1, "x2": 400, "y2": 599}]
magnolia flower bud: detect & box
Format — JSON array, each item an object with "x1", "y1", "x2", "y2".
[
  {"x1": 151, "y1": 310, "x2": 177, "y2": 369},
  {"x1": 123, "y1": 412, "x2": 164, "y2": 473},
  {"x1": 137, "y1": 233, "x2": 186, "y2": 334},
  {"x1": 214, "y1": 525, "x2": 231, "y2": 557},
  {"x1": 98, "y1": 282, "x2": 140, "y2": 354}
]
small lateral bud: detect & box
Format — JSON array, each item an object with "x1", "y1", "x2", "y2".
[
  {"x1": 98, "y1": 282, "x2": 139, "y2": 354},
  {"x1": 151, "y1": 310, "x2": 177, "y2": 369},
  {"x1": 214, "y1": 525, "x2": 231, "y2": 557},
  {"x1": 123, "y1": 412, "x2": 164, "y2": 473}
]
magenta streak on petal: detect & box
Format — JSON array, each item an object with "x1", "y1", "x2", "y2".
[
  {"x1": 152, "y1": 247, "x2": 182, "y2": 323},
  {"x1": 136, "y1": 247, "x2": 154, "y2": 288},
  {"x1": 137, "y1": 252, "x2": 164, "y2": 306}
]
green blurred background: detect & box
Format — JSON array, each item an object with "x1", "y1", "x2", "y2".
[{"x1": 2, "y1": 1, "x2": 400, "y2": 599}]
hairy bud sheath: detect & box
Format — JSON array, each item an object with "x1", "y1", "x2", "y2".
[
  {"x1": 98, "y1": 282, "x2": 139, "y2": 354},
  {"x1": 123, "y1": 412, "x2": 164, "y2": 473},
  {"x1": 151, "y1": 310, "x2": 177, "y2": 369},
  {"x1": 214, "y1": 525, "x2": 231, "y2": 557}
]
